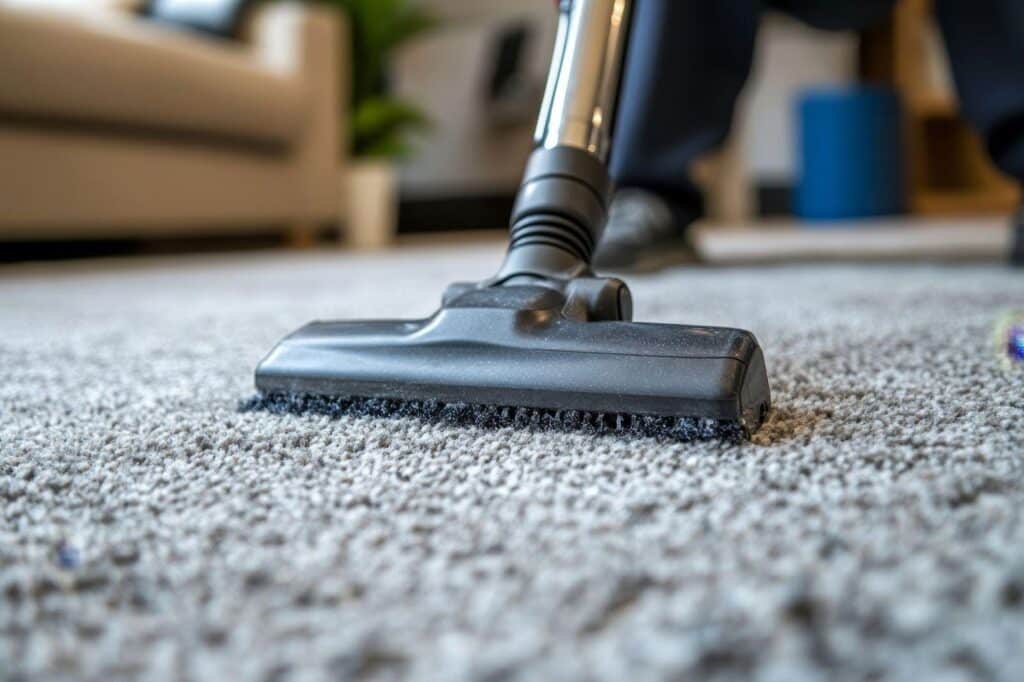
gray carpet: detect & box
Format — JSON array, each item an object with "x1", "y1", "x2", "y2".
[{"x1": 2, "y1": 244, "x2": 1024, "y2": 681}]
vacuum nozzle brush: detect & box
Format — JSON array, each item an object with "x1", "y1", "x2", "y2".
[
  {"x1": 250, "y1": 0, "x2": 772, "y2": 440},
  {"x1": 251, "y1": 286, "x2": 770, "y2": 441}
]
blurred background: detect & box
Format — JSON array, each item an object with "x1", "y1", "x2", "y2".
[{"x1": 1, "y1": 0, "x2": 1021, "y2": 264}]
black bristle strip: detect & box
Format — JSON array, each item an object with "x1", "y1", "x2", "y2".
[{"x1": 240, "y1": 393, "x2": 747, "y2": 442}]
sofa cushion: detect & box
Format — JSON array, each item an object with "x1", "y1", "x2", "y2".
[
  {"x1": 0, "y1": 0, "x2": 142, "y2": 11},
  {"x1": 0, "y1": 4, "x2": 307, "y2": 146}
]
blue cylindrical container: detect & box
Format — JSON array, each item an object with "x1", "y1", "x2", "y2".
[{"x1": 796, "y1": 86, "x2": 905, "y2": 221}]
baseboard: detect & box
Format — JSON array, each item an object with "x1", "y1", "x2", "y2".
[
  {"x1": 694, "y1": 217, "x2": 1012, "y2": 263},
  {"x1": 756, "y1": 182, "x2": 795, "y2": 217},
  {"x1": 398, "y1": 193, "x2": 515, "y2": 234},
  {"x1": 0, "y1": 230, "x2": 308, "y2": 264},
  {"x1": 397, "y1": 183, "x2": 797, "y2": 235}
]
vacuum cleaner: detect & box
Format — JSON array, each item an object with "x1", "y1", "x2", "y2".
[{"x1": 252, "y1": 0, "x2": 772, "y2": 440}]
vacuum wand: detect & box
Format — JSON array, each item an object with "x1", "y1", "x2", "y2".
[
  {"x1": 252, "y1": 0, "x2": 772, "y2": 440},
  {"x1": 537, "y1": 0, "x2": 630, "y2": 159},
  {"x1": 488, "y1": 0, "x2": 633, "y2": 315}
]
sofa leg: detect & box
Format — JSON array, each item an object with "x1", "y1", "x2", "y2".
[{"x1": 288, "y1": 222, "x2": 318, "y2": 248}]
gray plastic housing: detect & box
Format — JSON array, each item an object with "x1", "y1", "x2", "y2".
[{"x1": 255, "y1": 287, "x2": 771, "y2": 433}]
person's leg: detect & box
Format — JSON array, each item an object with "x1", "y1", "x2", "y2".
[
  {"x1": 609, "y1": 0, "x2": 760, "y2": 221},
  {"x1": 766, "y1": 0, "x2": 896, "y2": 32},
  {"x1": 602, "y1": 0, "x2": 899, "y2": 269},
  {"x1": 934, "y1": 0, "x2": 1024, "y2": 265},
  {"x1": 934, "y1": 1, "x2": 1024, "y2": 184},
  {"x1": 598, "y1": 0, "x2": 760, "y2": 268},
  {"x1": 609, "y1": 0, "x2": 900, "y2": 208}
]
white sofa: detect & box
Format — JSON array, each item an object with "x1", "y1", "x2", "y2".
[{"x1": 0, "y1": 0, "x2": 348, "y2": 242}]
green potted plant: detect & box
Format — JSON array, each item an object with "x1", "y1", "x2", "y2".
[{"x1": 324, "y1": 0, "x2": 435, "y2": 248}]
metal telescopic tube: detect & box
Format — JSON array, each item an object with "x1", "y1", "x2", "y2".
[
  {"x1": 535, "y1": 0, "x2": 632, "y2": 161},
  {"x1": 499, "y1": 0, "x2": 632, "y2": 283}
]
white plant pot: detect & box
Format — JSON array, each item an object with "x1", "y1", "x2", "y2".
[{"x1": 345, "y1": 160, "x2": 398, "y2": 250}]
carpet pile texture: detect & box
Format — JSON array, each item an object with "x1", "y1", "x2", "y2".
[{"x1": 2, "y1": 245, "x2": 1023, "y2": 680}]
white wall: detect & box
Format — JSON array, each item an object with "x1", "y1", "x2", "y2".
[
  {"x1": 395, "y1": 6, "x2": 858, "y2": 199},
  {"x1": 394, "y1": 1, "x2": 556, "y2": 199},
  {"x1": 739, "y1": 14, "x2": 858, "y2": 184}
]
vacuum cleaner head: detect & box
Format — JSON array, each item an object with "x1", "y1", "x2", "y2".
[
  {"x1": 250, "y1": 0, "x2": 774, "y2": 441},
  {"x1": 251, "y1": 286, "x2": 771, "y2": 441}
]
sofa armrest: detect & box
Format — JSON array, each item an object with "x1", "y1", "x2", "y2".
[{"x1": 247, "y1": 2, "x2": 345, "y2": 79}]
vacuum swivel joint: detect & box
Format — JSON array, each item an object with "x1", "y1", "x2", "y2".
[
  {"x1": 497, "y1": 146, "x2": 612, "y2": 281},
  {"x1": 444, "y1": 145, "x2": 631, "y2": 322}
]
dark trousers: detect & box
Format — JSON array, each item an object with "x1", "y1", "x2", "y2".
[{"x1": 610, "y1": 0, "x2": 1024, "y2": 219}]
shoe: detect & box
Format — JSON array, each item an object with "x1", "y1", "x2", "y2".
[{"x1": 594, "y1": 189, "x2": 697, "y2": 272}]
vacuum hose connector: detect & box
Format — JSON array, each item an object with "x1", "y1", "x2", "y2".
[
  {"x1": 496, "y1": 146, "x2": 612, "y2": 282},
  {"x1": 479, "y1": 0, "x2": 635, "y2": 320},
  {"x1": 496, "y1": 0, "x2": 632, "y2": 282}
]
